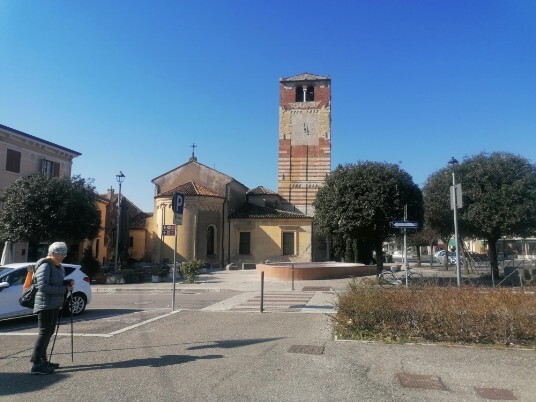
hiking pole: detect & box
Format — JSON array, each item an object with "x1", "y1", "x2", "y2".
[
  {"x1": 69, "y1": 291, "x2": 74, "y2": 362},
  {"x1": 48, "y1": 308, "x2": 63, "y2": 365}
]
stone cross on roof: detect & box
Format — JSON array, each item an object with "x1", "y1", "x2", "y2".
[{"x1": 189, "y1": 143, "x2": 197, "y2": 162}]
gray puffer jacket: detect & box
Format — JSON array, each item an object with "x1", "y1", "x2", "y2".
[{"x1": 33, "y1": 258, "x2": 66, "y2": 313}]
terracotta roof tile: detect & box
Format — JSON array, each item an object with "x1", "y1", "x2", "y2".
[
  {"x1": 157, "y1": 181, "x2": 223, "y2": 198},
  {"x1": 230, "y1": 203, "x2": 311, "y2": 219},
  {"x1": 247, "y1": 186, "x2": 277, "y2": 195},
  {"x1": 281, "y1": 73, "x2": 330, "y2": 82}
]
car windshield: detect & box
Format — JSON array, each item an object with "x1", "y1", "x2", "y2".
[{"x1": 0, "y1": 267, "x2": 14, "y2": 276}]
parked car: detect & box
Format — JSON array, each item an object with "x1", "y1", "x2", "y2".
[
  {"x1": 434, "y1": 250, "x2": 445, "y2": 257},
  {"x1": 434, "y1": 250, "x2": 446, "y2": 261},
  {"x1": 0, "y1": 262, "x2": 92, "y2": 320},
  {"x1": 448, "y1": 253, "x2": 464, "y2": 265}
]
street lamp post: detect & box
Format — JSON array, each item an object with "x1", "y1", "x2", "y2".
[
  {"x1": 160, "y1": 202, "x2": 171, "y2": 263},
  {"x1": 448, "y1": 157, "x2": 462, "y2": 287},
  {"x1": 114, "y1": 171, "x2": 125, "y2": 271}
]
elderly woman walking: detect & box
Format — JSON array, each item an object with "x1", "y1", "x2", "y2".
[{"x1": 30, "y1": 242, "x2": 74, "y2": 375}]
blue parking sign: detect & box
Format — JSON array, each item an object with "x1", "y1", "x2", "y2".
[{"x1": 172, "y1": 192, "x2": 184, "y2": 215}]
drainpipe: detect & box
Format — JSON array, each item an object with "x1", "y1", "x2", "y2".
[
  {"x1": 224, "y1": 183, "x2": 231, "y2": 266},
  {"x1": 194, "y1": 205, "x2": 198, "y2": 260},
  {"x1": 221, "y1": 184, "x2": 228, "y2": 268},
  {"x1": 227, "y1": 215, "x2": 231, "y2": 265}
]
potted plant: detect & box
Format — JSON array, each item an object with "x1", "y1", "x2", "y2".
[
  {"x1": 151, "y1": 265, "x2": 169, "y2": 283},
  {"x1": 181, "y1": 259, "x2": 204, "y2": 283}
]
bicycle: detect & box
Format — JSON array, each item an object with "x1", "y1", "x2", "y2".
[{"x1": 378, "y1": 265, "x2": 424, "y2": 288}]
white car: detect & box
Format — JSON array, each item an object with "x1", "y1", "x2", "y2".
[
  {"x1": 0, "y1": 262, "x2": 92, "y2": 320},
  {"x1": 434, "y1": 250, "x2": 446, "y2": 262}
]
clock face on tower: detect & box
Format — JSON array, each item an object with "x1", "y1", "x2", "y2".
[{"x1": 291, "y1": 112, "x2": 319, "y2": 146}]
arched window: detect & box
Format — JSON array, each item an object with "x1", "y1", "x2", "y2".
[
  {"x1": 207, "y1": 226, "x2": 215, "y2": 255},
  {"x1": 295, "y1": 86, "x2": 303, "y2": 102},
  {"x1": 306, "y1": 86, "x2": 314, "y2": 101}
]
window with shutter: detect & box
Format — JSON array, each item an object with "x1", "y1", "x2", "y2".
[
  {"x1": 239, "y1": 232, "x2": 251, "y2": 255},
  {"x1": 42, "y1": 159, "x2": 60, "y2": 177},
  {"x1": 283, "y1": 232, "x2": 295, "y2": 255},
  {"x1": 6, "y1": 149, "x2": 21, "y2": 173}
]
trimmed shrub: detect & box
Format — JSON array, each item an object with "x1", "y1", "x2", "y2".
[
  {"x1": 182, "y1": 259, "x2": 204, "y2": 283},
  {"x1": 335, "y1": 279, "x2": 536, "y2": 347}
]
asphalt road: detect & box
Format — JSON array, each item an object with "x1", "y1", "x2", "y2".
[
  {"x1": 1, "y1": 309, "x2": 534, "y2": 401},
  {"x1": 1, "y1": 276, "x2": 534, "y2": 401},
  {"x1": 88, "y1": 289, "x2": 240, "y2": 311},
  {"x1": 0, "y1": 290, "x2": 241, "y2": 337}
]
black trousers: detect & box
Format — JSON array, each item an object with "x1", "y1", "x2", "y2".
[{"x1": 30, "y1": 308, "x2": 60, "y2": 364}]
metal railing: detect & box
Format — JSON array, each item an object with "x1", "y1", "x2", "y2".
[{"x1": 467, "y1": 256, "x2": 536, "y2": 287}]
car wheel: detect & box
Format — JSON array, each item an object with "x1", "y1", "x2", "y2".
[{"x1": 65, "y1": 292, "x2": 87, "y2": 315}]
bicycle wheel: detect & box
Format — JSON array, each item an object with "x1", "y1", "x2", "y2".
[{"x1": 378, "y1": 272, "x2": 399, "y2": 288}]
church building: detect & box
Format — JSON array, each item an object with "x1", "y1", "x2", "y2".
[{"x1": 146, "y1": 73, "x2": 331, "y2": 267}]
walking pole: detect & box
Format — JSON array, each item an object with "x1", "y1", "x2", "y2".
[
  {"x1": 69, "y1": 291, "x2": 74, "y2": 362},
  {"x1": 48, "y1": 308, "x2": 63, "y2": 365}
]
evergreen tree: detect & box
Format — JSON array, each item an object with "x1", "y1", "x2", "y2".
[
  {"x1": 314, "y1": 161, "x2": 423, "y2": 274},
  {"x1": 0, "y1": 174, "x2": 101, "y2": 243}
]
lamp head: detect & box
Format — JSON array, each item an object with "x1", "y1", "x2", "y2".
[
  {"x1": 116, "y1": 171, "x2": 125, "y2": 183},
  {"x1": 448, "y1": 157, "x2": 459, "y2": 166}
]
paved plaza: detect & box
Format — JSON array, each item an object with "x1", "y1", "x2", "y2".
[{"x1": 1, "y1": 268, "x2": 534, "y2": 401}]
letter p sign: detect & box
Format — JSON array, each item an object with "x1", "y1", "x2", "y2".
[{"x1": 172, "y1": 192, "x2": 184, "y2": 215}]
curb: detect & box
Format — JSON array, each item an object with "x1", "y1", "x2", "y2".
[{"x1": 91, "y1": 286, "x2": 229, "y2": 293}]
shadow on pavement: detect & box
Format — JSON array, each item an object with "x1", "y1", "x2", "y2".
[
  {"x1": 56, "y1": 354, "x2": 223, "y2": 373},
  {"x1": 0, "y1": 373, "x2": 68, "y2": 396},
  {"x1": 187, "y1": 337, "x2": 285, "y2": 350}
]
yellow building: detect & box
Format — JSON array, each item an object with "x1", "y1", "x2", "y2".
[
  {"x1": 148, "y1": 156, "x2": 312, "y2": 267},
  {"x1": 97, "y1": 187, "x2": 150, "y2": 268},
  {"x1": 146, "y1": 73, "x2": 331, "y2": 267}
]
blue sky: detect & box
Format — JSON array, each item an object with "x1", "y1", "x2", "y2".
[{"x1": 1, "y1": 1, "x2": 535, "y2": 212}]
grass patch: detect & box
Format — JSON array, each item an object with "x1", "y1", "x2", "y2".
[{"x1": 335, "y1": 278, "x2": 536, "y2": 348}]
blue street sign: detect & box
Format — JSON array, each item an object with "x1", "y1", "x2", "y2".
[
  {"x1": 172, "y1": 192, "x2": 185, "y2": 215},
  {"x1": 391, "y1": 221, "x2": 419, "y2": 229}
]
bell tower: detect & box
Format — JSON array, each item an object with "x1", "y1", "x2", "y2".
[{"x1": 277, "y1": 73, "x2": 331, "y2": 215}]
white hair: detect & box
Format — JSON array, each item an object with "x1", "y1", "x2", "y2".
[{"x1": 48, "y1": 241, "x2": 68, "y2": 256}]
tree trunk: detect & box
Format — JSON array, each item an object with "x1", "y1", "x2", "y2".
[
  {"x1": 429, "y1": 242, "x2": 434, "y2": 267},
  {"x1": 356, "y1": 240, "x2": 373, "y2": 265},
  {"x1": 416, "y1": 246, "x2": 422, "y2": 267},
  {"x1": 375, "y1": 239, "x2": 384, "y2": 276},
  {"x1": 442, "y1": 238, "x2": 449, "y2": 271},
  {"x1": 488, "y1": 238, "x2": 500, "y2": 280}
]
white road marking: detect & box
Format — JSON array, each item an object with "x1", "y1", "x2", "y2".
[{"x1": 0, "y1": 310, "x2": 182, "y2": 338}]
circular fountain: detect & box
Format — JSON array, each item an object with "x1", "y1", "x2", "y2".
[{"x1": 256, "y1": 261, "x2": 378, "y2": 281}]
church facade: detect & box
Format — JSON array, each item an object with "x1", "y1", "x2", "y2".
[{"x1": 145, "y1": 73, "x2": 331, "y2": 267}]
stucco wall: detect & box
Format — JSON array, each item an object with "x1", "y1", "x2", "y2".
[
  {"x1": 95, "y1": 199, "x2": 109, "y2": 264},
  {"x1": 129, "y1": 229, "x2": 147, "y2": 260},
  {"x1": 153, "y1": 161, "x2": 247, "y2": 198},
  {"x1": 152, "y1": 195, "x2": 225, "y2": 266},
  {"x1": 229, "y1": 218, "x2": 312, "y2": 265},
  {"x1": 0, "y1": 127, "x2": 76, "y2": 190}
]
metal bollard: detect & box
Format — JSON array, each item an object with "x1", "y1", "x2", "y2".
[{"x1": 260, "y1": 271, "x2": 264, "y2": 313}]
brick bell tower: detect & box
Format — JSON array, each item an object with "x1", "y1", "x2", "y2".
[{"x1": 277, "y1": 73, "x2": 331, "y2": 215}]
